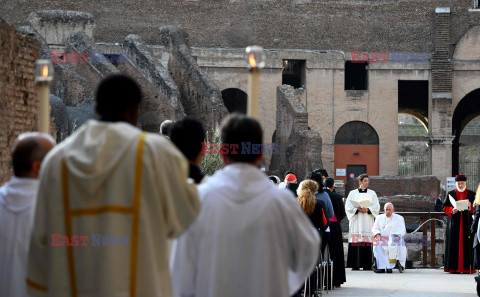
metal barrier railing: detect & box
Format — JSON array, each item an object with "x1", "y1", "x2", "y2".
[{"x1": 342, "y1": 211, "x2": 447, "y2": 267}]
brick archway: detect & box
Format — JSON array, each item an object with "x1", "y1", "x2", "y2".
[
  {"x1": 334, "y1": 121, "x2": 379, "y2": 186},
  {"x1": 452, "y1": 88, "x2": 480, "y2": 179}
]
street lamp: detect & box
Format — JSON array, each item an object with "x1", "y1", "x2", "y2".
[
  {"x1": 246, "y1": 46, "x2": 265, "y2": 119},
  {"x1": 34, "y1": 59, "x2": 54, "y2": 133}
]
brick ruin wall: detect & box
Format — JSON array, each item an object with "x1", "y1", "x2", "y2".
[
  {"x1": 0, "y1": 19, "x2": 40, "y2": 184},
  {"x1": 2, "y1": 0, "x2": 480, "y2": 53}
]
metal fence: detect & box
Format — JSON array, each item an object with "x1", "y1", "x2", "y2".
[
  {"x1": 459, "y1": 157, "x2": 480, "y2": 190},
  {"x1": 398, "y1": 155, "x2": 430, "y2": 176}
]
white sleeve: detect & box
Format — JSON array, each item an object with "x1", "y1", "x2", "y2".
[
  {"x1": 372, "y1": 216, "x2": 381, "y2": 235},
  {"x1": 147, "y1": 136, "x2": 201, "y2": 238},
  {"x1": 394, "y1": 216, "x2": 407, "y2": 237},
  {"x1": 26, "y1": 159, "x2": 52, "y2": 297},
  {"x1": 170, "y1": 217, "x2": 201, "y2": 297},
  {"x1": 368, "y1": 191, "x2": 380, "y2": 218},
  {"x1": 345, "y1": 191, "x2": 357, "y2": 221}
]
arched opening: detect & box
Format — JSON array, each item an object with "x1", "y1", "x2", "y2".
[
  {"x1": 453, "y1": 88, "x2": 480, "y2": 189},
  {"x1": 398, "y1": 80, "x2": 429, "y2": 128},
  {"x1": 334, "y1": 121, "x2": 379, "y2": 185},
  {"x1": 398, "y1": 114, "x2": 429, "y2": 176},
  {"x1": 221, "y1": 88, "x2": 247, "y2": 114}
]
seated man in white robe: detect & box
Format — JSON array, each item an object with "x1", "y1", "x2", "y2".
[
  {"x1": 0, "y1": 133, "x2": 55, "y2": 297},
  {"x1": 372, "y1": 202, "x2": 407, "y2": 273},
  {"x1": 171, "y1": 114, "x2": 320, "y2": 297}
]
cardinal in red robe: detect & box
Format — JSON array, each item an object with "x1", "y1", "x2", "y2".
[{"x1": 443, "y1": 175, "x2": 476, "y2": 273}]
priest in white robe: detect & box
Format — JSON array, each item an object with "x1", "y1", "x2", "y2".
[
  {"x1": 345, "y1": 174, "x2": 380, "y2": 270},
  {"x1": 170, "y1": 114, "x2": 320, "y2": 297},
  {"x1": 27, "y1": 75, "x2": 200, "y2": 297},
  {"x1": 372, "y1": 203, "x2": 407, "y2": 273},
  {"x1": 0, "y1": 133, "x2": 55, "y2": 297}
]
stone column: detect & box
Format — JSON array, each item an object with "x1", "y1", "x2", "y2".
[{"x1": 429, "y1": 7, "x2": 454, "y2": 188}]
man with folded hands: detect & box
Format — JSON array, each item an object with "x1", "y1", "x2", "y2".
[{"x1": 372, "y1": 203, "x2": 406, "y2": 273}]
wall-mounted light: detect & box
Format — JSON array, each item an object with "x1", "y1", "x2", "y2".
[{"x1": 354, "y1": 152, "x2": 360, "y2": 155}]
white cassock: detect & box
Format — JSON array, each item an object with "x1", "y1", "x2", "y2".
[
  {"x1": 27, "y1": 120, "x2": 200, "y2": 297},
  {"x1": 0, "y1": 177, "x2": 39, "y2": 297},
  {"x1": 372, "y1": 213, "x2": 407, "y2": 269},
  {"x1": 345, "y1": 189, "x2": 380, "y2": 243},
  {"x1": 170, "y1": 163, "x2": 320, "y2": 297}
]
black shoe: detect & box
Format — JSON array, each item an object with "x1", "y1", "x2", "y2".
[
  {"x1": 386, "y1": 269, "x2": 393, "y2": 273},
  {"x1": 363, "y1": 267, "x2": 372, "y2": 271},
  {"x1": 352, "y1": 267, "x2": 360, "y2": 271},
  {"x1": 374, "y1": 269, "x2": 386, "y2": 273},
  {"x1": 398, "y1": 265, "x2": 405, "y2": 273}
]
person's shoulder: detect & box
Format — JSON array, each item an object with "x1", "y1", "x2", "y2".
[
  {"x1": 393, "y1": 213, "x2": 404, "y2": 220},
  {"x1": 332, "y1": 191, "x2": 343, "y2": 200},
  {"x1": 447, "y1": 189, "x2": 456, "y2": 196},
  {"x1": 144, "y1": 132, "x2": 183, "y2": 158},
  {"x1": 315, "y1": 198, "x2": 326, "y2": 209},
  {"x1": 368, "y1": 189, "x2": 377, "y2": 194}
]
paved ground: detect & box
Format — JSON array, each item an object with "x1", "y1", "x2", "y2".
[{"x1": 327, "y1": 268, "x2": 477, "y2": 296}]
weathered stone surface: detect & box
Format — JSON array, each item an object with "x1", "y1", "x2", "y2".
[
  {"x1": 66, "y1": 100, "x2": 96, "y2": 134},
  {"x1": 64, "y1": 30, "x2": 119, "y2": 106},
  {"x1": 5, "y1": 1, "x2": 480, "y2": 53},
  {"x1": 346, "y1": 175, "x2": 440, "y2": 201},
  {"x1": 16, "y1": 25, "x2": 69, "y2": 103},
  {"x1": 345, "y1": 175, "x2": 440, "y2": 227},
  {"x1": 50, "y1": 94, "x2": 68, "y2": 142},
  {"x1": 0, "y1": 19, "x2": 49, "y2": 184},
  {"x1": 123, "y1": 34, "x2": 184, "y2": 127},
  {"x1": 270, "y1": 85, "x2": 322, "y2": 180},
  {"x1": 27, "y1": 10, "x2": 94, "y2": 45},
  {"x1": 159, "y1": 26, "x2": 228, "y2": 133}
]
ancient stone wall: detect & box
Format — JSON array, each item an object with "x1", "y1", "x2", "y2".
[
  {"x1": 270, "y1": 85, "x2": 322, "y2": 180},
  {"x1": 28, "y1": 10, "x2": 94, "y2": 45},
  {"x1": 159, "y1": 26, "x2": 228, "y2": 133},
  {"x1": 123, "y1": 34, "x2": 184, "y2": 128},
  {"x1": 3, "y1": 1, "x2": 480, "y2": 53},
  {"x1": 346, "y1": 175, "x2": 440, "y2": 212},
  {"x1": 0, "y1": 20, "x2": 40, "y2": 184}
]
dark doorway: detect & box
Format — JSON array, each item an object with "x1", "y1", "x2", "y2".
[
  {"x1": 345, "y1": 61, "x2": 368, "y2": 90},
  {"x1": 398, "y1": 80, "x2": 429, "y2": 126},
  {"x1": 282, "y1": 59, "x2": 306, "y2": 88},
  {"x1": 347, "y1": 164, "x2": 367, "y2": 181},
  {"x1": 221, "y1": 88, "x2": 247, "y2": 114}
]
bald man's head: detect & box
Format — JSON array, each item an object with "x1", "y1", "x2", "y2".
[{"x1": 12, "y1": 132, "x2": 56, "y2": 178}]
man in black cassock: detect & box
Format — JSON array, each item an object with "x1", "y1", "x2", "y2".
[
  {"x1": 324, "y1": 178, "x2": 347, "y2": 288},
  {"x1": 443, "y1": 175, "x2": 476, "y2": 273}
]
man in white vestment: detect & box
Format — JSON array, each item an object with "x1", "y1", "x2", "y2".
[
  {"x1": 345, "y1": 173, "x2": 380, "y2": 270},
  {"x1": 27, "y1": 75, "x2": 200, "y2": 297},
  {"x1": 171, "y1": 114, "x2": 320, "y2": 297},
  {"x1": 0, "y1": 133, "x2": 55, "y2": 297},
  {"x1": 372, "y1": 203, "x2": 407, "y2": 273}
]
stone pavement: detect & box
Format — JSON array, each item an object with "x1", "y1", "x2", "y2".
[{"x1": 328, "y1": 268, "x2": 477, "y2": 296}]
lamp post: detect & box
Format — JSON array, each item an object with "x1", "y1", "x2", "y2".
[
  {"x1": 34, "y1": 60, "x2": 54, "y2": 133},
  {"x1": 246, "y1": 46, "x2": 265, "y2": 119}
]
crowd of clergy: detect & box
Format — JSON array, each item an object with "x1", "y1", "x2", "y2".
[{"x1": 1, "y1": 74, "x2": 480, "y2": 297}]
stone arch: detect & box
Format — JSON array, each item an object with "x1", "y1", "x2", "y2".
[
  {"x1": 334, "y1": 121, "x2": 379, "y2": 145},
  {"x1": 452, "y1": 88, "x2": 480, "y2": 175},
  {"x1": 398, "y1": 112, "x2": 428, "y2": 132},
  {"x1": 453, "y1": 25, "x2": 480, "y2": 109},
  {"x1": 334, "y1": 121, "x2": 379, "y2": 184},
  {"x1": 221, "y1": 88, "x2": 247, "y2": 114}
]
